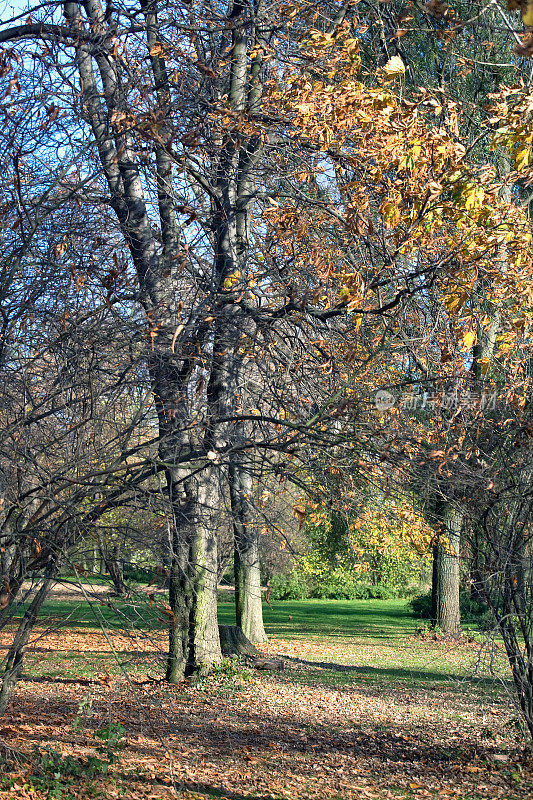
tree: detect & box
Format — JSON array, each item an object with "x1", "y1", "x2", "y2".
[
  {"x1": 0, "y1": 266, "x2": 153, "y2": 715},
  {"x1": 0, "y1": 0, "x2": 366, "y2": 678}
]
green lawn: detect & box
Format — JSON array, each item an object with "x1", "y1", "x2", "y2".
[
  {"x1": 218, "y1": 597, "x2": 417, "y2": 639},
  {"x1": 9, "y1": 594, "x2": 510, "y2": 695},
  {"x1": 15, "y1": 592, "x2": 417, "y2": 637}
]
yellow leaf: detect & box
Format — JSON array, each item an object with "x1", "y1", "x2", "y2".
[
  {"x1": 444, "y1": 291, "x2": 468, "y2": 314},
  {"x1": 224, "y1": 269, "x2": 241, "y2": 289},
  {"x1": 462, "y1": 330, "x2": 477, "y2": 351},
  {"x1": 382, "y1": 55, "x2": 406, "y2": 80},
  {"x1": 380, "y1": 199, "x2": 401, "y2": 226},
  {"x1": 515, "y1": 145, "x2": 531, "y2": 172},
  {"x1": 522, "y1": 0, "x2": 533, "y2": 26},
  {"x1": 171, "y1": 323, "x2": 185, "y2": 353},
  {"x1": 293, "y1": 505, "x2": 307, "y2": 529},
  {"x1": 54, "y1": 240, "x2": 67, "y2": 258}
]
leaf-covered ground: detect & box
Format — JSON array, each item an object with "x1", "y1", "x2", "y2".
[{"x1": 1, "y1": 595, "x2": 532, "y2": 799}]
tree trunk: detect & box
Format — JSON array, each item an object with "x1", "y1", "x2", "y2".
[
  {"x1": 431, "y1": 544, "x2": 438, "y2": 625},
  {"x1": 469, "y1": 522, "x2": 488, "y2": 606},
  {"x1": 435, "y1": 504, "x2": 462, "y2": 635},
  {"x1": 166, "y1": 467, "x2": 221, "y2": 681},
  {"x1": 230, "y1": 459, "x2": 267, "y2": 644},
  {"x1": 60, "y1": 0, "x2": 263, "y2": 681},
  {"x1": 100, "y1": 539, "x2": 126, "y2": 595},
  {"x1": 0, "y1": 540, "x2": 15, "y2": 581},
  {"x1": 218, "y1": 624, "x2": 258, "y2": 657},
  {"x1": 0, "y1": 570, "x2": 55, "y2": 716}
]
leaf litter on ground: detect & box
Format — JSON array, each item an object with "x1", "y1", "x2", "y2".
[{"x1": 0, "y1": 606, "x2": 532, "y2": 800}]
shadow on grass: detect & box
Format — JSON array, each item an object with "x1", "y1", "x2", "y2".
[
  {"x1": 279, "y1": 656, "x2": 502, "y2": 692},
  {"x1": 20, "y1": 674, "x2": 97, "y2": 686},
  {"x1": 7, "y1": 601, "x2": 166, "y2": 631},
  {"x1": 116, "y1": 773, "x2": 292, "y2": 800},
  {"x1": 9, "y1": 598, "x2": 415, "y2": 640}
]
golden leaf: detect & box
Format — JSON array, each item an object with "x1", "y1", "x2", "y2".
[
  {"x1": 292, "y1": 505, "x2": 307, "y2": 529},
  {"x1": 171, "y1": 323, "x2": 185, "y2": 353},
  {"x1": 522, "y1": 0, "x2": 533, "y2": 26},
  {"x1": 381, "y1": 55, "x2": 406, "y2": 80},
  {"x1": 462, "y1": 330, "x2": 477, "y2": 351}
]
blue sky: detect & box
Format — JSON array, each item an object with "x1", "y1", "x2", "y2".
[{"x1": 1, "y1": 0, "x2": 39, "y2": 24}]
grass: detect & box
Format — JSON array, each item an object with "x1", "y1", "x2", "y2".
[
  {"x1": 219, "y1": 597, "x2": 418, "y2": 640},
  {"x1": 12, "y1": 592, "x2": 418, "y2": 641},
  {"x1": 10, "y1": 595, "x2": 164, "y2": 629},
  {"x1": 7, "y1": 594, "x2": 511, "y2": 694}
]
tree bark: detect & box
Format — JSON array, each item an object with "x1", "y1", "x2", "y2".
[
  {"x1": 62, "y1": 0, "x2": 226, "y2": 680},
  {"x1": 431, "y1": 543, "x2": 438, "y2": 625},
  {"x1": 58, "y1": 0, "x2": 274, "y2": 679},
  {"x1": 0, "y1": 569, "x2": 56, "y2": 716},
  {"x1": 230, "y1": 458, "x2": 267, "y2": 644},
  {"x1": 166, "y1": 467, "x2": 221, "y2": 680},
  {"x1": 435, "y1": 504, "x2": 462, "y2": 635},
  {"x1": 99, "y1": 539, "x2": 126, "y2": 595},
  {"x1": 219, "y1": 624, "x2": 258, "y2": 657}
]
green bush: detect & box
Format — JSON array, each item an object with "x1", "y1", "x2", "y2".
[
  {"x1": 311, "y1": 575, "x2": 401, "y2": 600},
  {"x1": 217, "y1": 589, "x2": 234, "y2": 603},
  {"x1": 269, "y1": 566, "x2": 420, "y2": 601},
  {"x1": 93, "y1": 722, "x2": 126, "y2": 764},
  {"x1": 459, "y1": 591, "x2": 492, "y2": 627},
  {"x1": 123, "y1": 564, "x2": 153, "y2": 583},
  {"x1": 269, "y1": 571, "x2": 310, "y2": 600},
  {"x1": 310, "y1": 570, "x2": 369, "y2": 600},
  {"x1": 367, "y1": 583, "x2": 396, "y2": 600},
  {"x1": 409, "y1": 591, "x2": 433, "y2": 619}
]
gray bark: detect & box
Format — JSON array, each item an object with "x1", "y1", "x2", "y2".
[
  {"x1": 434, "y1": 503, "x2": 462, "y2": 635},
  {"x1": 218, "y1": 624, "x2": 258, "y2": 657},
  {"x1": 62, "y1": 0, "x2": 227, "y2": 679},
  {"x1": 230, "y1": 458, "x2": 267, "y2": 643},
  {"x1": 0, "y1": 570, "x2": 56, "y2": 716},
  {"x1": 166, "y1": 466, "x2": 222, "y2": 679},
  {"x1": 100, "y1": 541, "x2": 126, "y2": 596},
  {"x1": 54, "y1": 0, "x2": 273, "y2": 678}
]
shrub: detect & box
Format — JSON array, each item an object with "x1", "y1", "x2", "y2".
[
  {"x1": 269, "y1": 566, "x2": 422, "y2": 601},
  {"x1": 311, "y1": 575, "x2": 401, "y2": 600},
  {"x1": 367, "y1": 583, "x2": 396, "y2": 600},
  {"x1": 459, "y1": 591, "x2": 492, "y2": 627},
  {"x1": 310, "y1": 569, "x2": 369, "y2": 600},
  {"x1": 269, "y1": 571, "x2": 310, "y2": 600},
  {"x1": 217, "y1": 589, "x2": 234, "y2": 603},
  {"x1": 123, "y1": 564, "x2": 153, "y2": 583},
  {"x1": 93, "y1": 722, "x2": 126, "y2": 764},
  {"x1": 409, "y1": 591, "x2": 433, "y2": 619}
]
